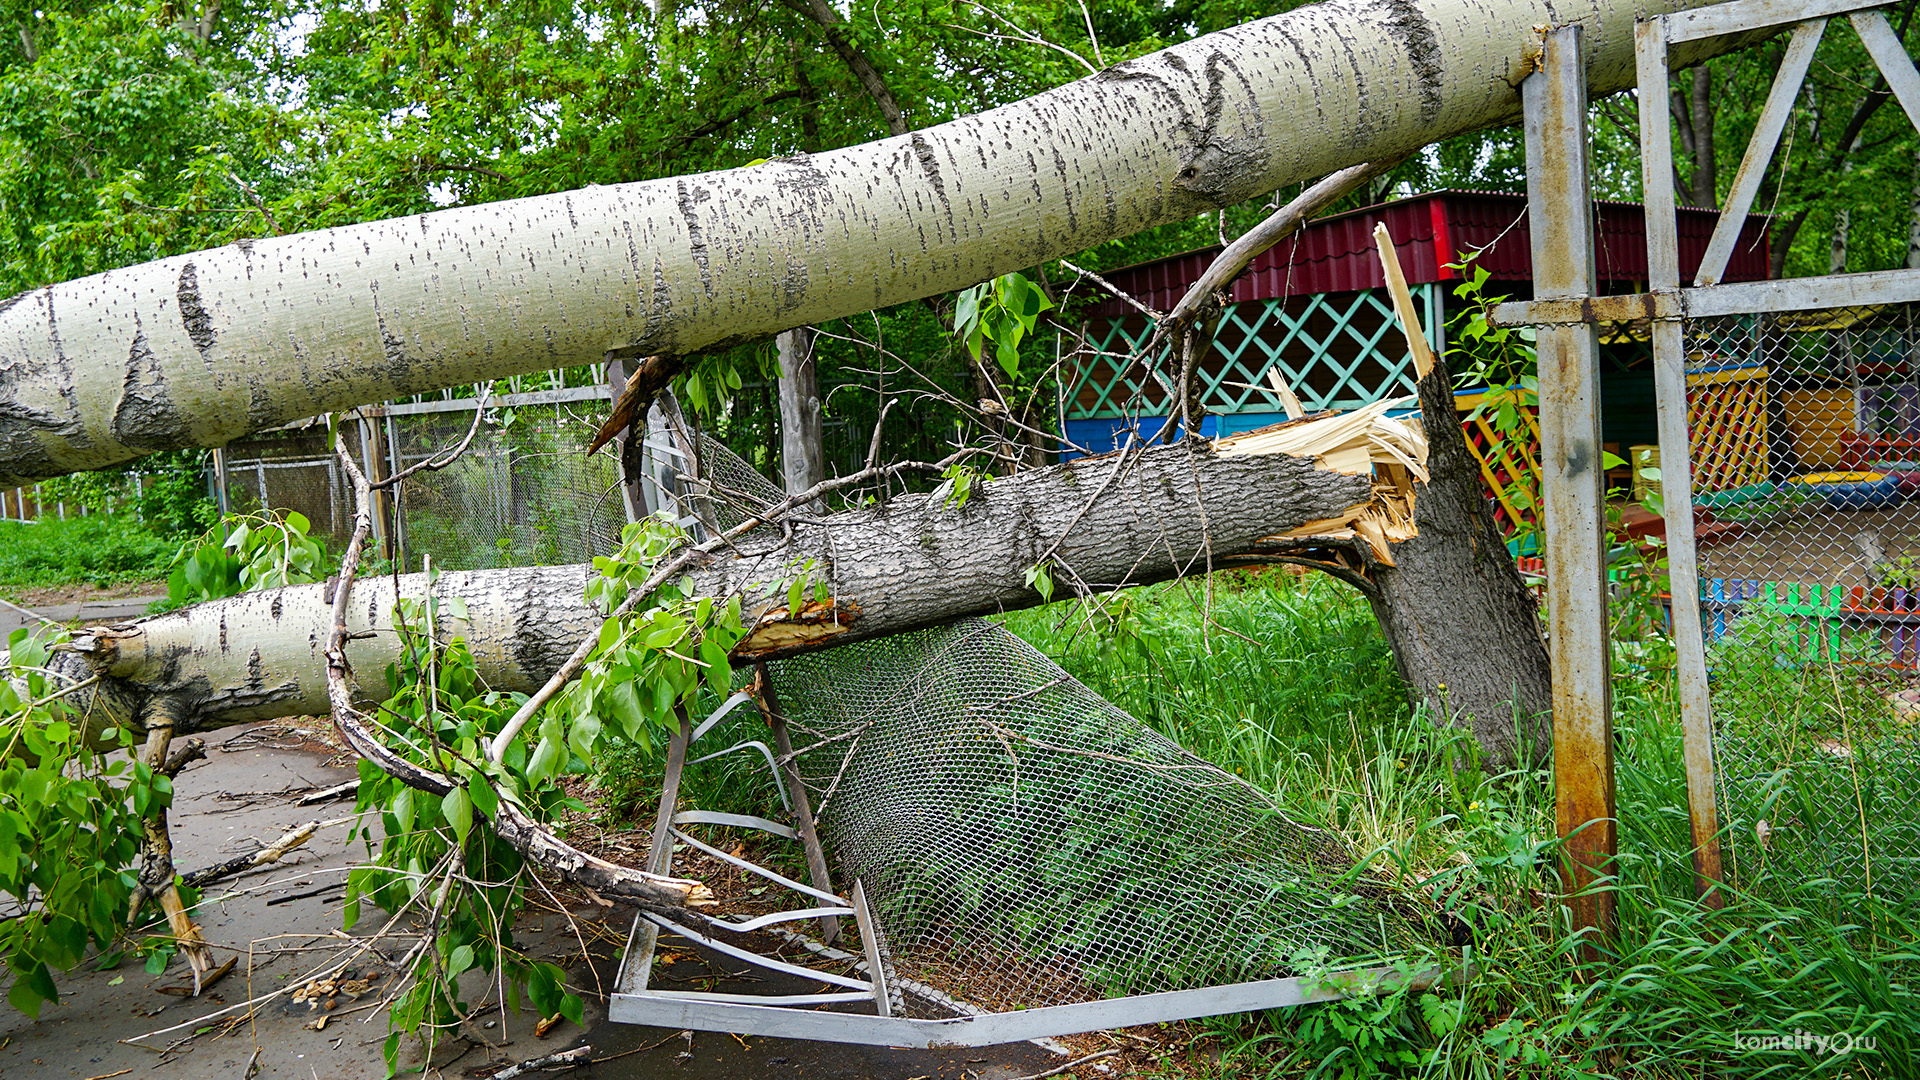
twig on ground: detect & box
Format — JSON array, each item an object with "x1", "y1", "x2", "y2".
[
  {"x1": 297, "y1": 779, "x2": 359, "y2": 805},
  {"x1": 181, "y1": 821, "x2": 321, "y2": 888},
  {"x1": 482, "y1": 1045, "x2": 592, "y2": 1078},
  {"x1": 1006, "y1": 1048, "x2": 1122, "y2": 1080}
]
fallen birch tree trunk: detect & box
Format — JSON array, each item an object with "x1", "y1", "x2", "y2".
[
  {"x1": 1, "y1": 0, "x2": 1741, "y2": 484},
  {"x1": 56, "y1": 420, "x2": 1410, "y2": 742}
]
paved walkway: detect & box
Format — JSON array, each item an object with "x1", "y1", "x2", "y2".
[{"x1": 0, "y1": 593, "x2": 165, "y2": 638}]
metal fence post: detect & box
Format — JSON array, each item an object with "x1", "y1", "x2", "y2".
[
  {"x1": 211, "y1": 448, "x2": 231, "y2": 517},
  {"x1": 1525, "y1": 24, "x2": 1617, "y2": 952},
  {"x1": 1637, "y1": 14, "x2": 1725, "y2": 908},
  {"x1": 386, "y1": 413, "x2": 409, "y2": 572}
]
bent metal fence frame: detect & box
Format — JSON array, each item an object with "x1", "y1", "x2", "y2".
[{"x1": 1494, "y1": 0, "x2": 1920, "y2": 941}]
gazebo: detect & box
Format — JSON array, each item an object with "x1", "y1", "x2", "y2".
[{"x1": 1062, "y1": 189, "x2": 1773, "y2": 457}]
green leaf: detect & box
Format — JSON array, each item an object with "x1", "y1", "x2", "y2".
[
  {"x1": 8, "y1": 971, "x2": 49, "y2": 1019},
  {"x1": 952, "y1": 286, "x2": 979, "y2": 336},
  {"x1": 607, "y1": 681, "x2": 645, "y2": 738},
  {"x1": 442, "y1": 786, "x2": 473, "y2": 844},
  {"x1": 447, "y1": 944, "x2": 475, "y2": 976},
  {"x1": 996, "y1": 334, "x2": 1020, "y2": 379},
  {"x1": 467, "y1": 777, "x2": 498, "y2": 820},
  {"x1": 529, "y1": 736, "x2": 563, "y2": 784}
]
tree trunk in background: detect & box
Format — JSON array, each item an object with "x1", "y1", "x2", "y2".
[
  {"x1": 2, "y1": 0, "x2": 1746, "y2": 486},
  {"x1": 1367, "y1": 354, "x2": 1553, "y2": 770},
  {"x1": 1909, "y1": 141, "x2": 1920, "y2": 269},
  {"x1": 777, "y1": 326, "x2": 826, "y2": 500},
  {"x1": 1686, "y1": 64, "x2": 1716, "y2": 208},
  {"x1": 1832, "y1": 136, "x2": 1862, "y2": 275}
]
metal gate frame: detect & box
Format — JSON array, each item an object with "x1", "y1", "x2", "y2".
[{"x1": 1494, "y1": 0, "x2": 1920, "y2": 942}]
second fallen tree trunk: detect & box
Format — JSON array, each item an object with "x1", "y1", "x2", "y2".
[{"x1": 60, "y1": 418, "x2": 1409, "y2": 741}]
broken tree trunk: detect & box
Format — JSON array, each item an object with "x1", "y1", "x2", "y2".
[
  {"x1": 55, "y1": 421, "x2": 1408, "y2": 743},
  {"x1": 2, "y1": 0, "x2": 1745, "y2": 485},
  {"x1": 1363, "y1": 357, "x2": 1552, "y2": 769}
]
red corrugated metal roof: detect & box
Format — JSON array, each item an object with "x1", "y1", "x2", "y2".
[{"x1": 1082, "y1": 190, "x2": 1772, "y2": 318}]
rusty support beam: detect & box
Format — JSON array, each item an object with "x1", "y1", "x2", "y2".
[
  {"x1": 1638, "y1": 12, "x2": 1727, "y2": 909},
  {"x1": 1525, "y1": 24, "x2": 1617, "y2": 954}
]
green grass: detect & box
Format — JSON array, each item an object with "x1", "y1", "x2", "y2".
[
  {"x1": 998, "y1": 571, "x2": 1920, "y2": 1079},
  {"x1": 0, "y1": 515, "x2": 178, "y2": 594}
]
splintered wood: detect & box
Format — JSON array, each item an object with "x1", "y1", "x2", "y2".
[{"x1": 1213, "y1": 399, "x2": 1428, "y2": 565}]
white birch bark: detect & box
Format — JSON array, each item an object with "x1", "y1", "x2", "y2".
[{"x1": 2, "y1": 0, "x2": 1734, "y2": 484}]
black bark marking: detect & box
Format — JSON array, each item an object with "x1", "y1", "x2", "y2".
[
  {"x1": 367, "y1": 280, "x2": 416, "y2": 387},
  {"x1": 1170, "y1": 52, "x2": 1269, "y2": 208},
  {"x1": 176, "y1": 262, "x2": 219, "y2": 369},
  {"x1": 1050, "y1": 144, "x2": 1079, "y2": 233},
  {"x1": 271, "y1": 594, "x2": 283, "y2": 620},
  {"x1": 219, "y1": 613, "x2": 229, "y2": 652},
  {"x1": 0, "y1": 289, "x2": 90, "y2": 480},
  {"x1": 677, "y1": 181, "x2": 715, "y2": 299},
  {"x1": 1276, "y1": 28, "x2": 1330, "y2": 131},
  {"x1": 1378, "y1": 0, "x2": 1445, "y2": 124},
  {"x1": 248, "y1": 385, "x2": 277, "y2": 430},
  {"x1": 908, "y1": 133, "x2": 957, "y2": 239},
  {"x1": 110, "y1": 315, "x2": 190, "y2": 453}
]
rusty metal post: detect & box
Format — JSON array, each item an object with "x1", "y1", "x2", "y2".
[
  {"x1": 1524, "y1": 24, "x2": 1616, "y2": 952},
  {"x1": 1637, "y1": 16, "x2": 1725, "y2": 908}
]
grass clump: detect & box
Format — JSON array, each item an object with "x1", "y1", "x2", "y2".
[
  {"x1": 1000, "y1": 571, "x2": 1919, "y2": 1079},
  {"x1": 0, "y1": 516, "x2": 178, "y2": 594}
]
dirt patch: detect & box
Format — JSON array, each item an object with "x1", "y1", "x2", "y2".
[{"x1": 9, "y1": 578, "x2": 168, "y2": 607}]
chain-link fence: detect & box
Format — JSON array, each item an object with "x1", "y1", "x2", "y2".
[
  {"x1": 768, "y1": 619, "x2": 1435, "y2": 1015},
  {"x1": 217, "y1": 390, "x2": 631, "y2": 573},
  {"x1": 1681, "y1": 302, "x2": 1920, "y2": 901},
  {"x1": 389, "y1": 402, "x2": 627, "y2": 571}
]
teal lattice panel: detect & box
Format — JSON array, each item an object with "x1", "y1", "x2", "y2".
[{"x1": 1066, "y1": 284, "x2": 1445, "y2": 420}]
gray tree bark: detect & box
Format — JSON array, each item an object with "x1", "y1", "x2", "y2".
[
  {"x1": 1909, "y1": 140, "x2": 1920, "y2": 269},
  {"x1": 1365, "y1": 356, "x2": 1552, "y2": 769},
  {"x1": 777, "y1": 327, "x2": 826, "y2": 501},
  {"x1": 59, "y1": 433, "x2": 1383, "y2": 740},
  {"x1": 2, "y1": 0, "x2": 1742, "y2": 486}
]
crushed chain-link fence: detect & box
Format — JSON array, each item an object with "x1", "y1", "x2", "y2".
[
  {"x1": 765, "y1": 620, "x2": 1435, "y2": 1013},
  {"x1": 389, "y1": 404, "x2": 627, "y2": 571},
  {"x1": 1680, "y1": 302, "x2": 1920, "y2": 901}
]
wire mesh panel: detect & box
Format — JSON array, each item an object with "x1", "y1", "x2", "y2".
[
  {"x1": 1684, "y1": 302, "x2": 1920, "y2": 900},
  {"x1": 766, "y1": 620, "x2": 1434, "y2": 1016},
  {"x1": 219, "y1": 426, "x2": 366, "y2": 550},
  {"x1": 391, "y1": 404, "x2": 628, "y2": 572}
]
